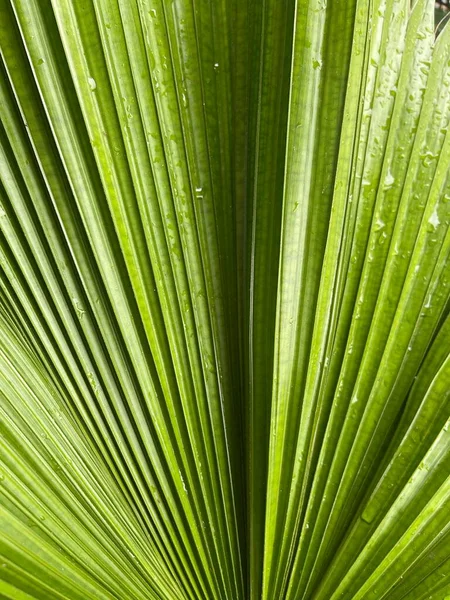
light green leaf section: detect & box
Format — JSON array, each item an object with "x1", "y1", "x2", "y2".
[
  {"x1": 261, "y1": 0, "x2": 357, "y2": 597},
  {"x1": 0, "y1": 0, "x2": 449, "y2": 599}
]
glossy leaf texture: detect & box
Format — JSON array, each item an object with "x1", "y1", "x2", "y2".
[{"x1": 0, "y1": 0, "x2": 449, "y2": 599}]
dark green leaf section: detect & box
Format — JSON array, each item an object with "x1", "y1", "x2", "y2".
[
  {"x1": 240, "y1": 1, "x2": 296, "y2": 597},
  {"x1": 0, "y1": 1, "x2": 449, "y2": 599}
]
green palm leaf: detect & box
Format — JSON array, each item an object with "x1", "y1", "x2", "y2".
[{"x1": 0, "y1": 0, "x2": 449, "y2": 599}]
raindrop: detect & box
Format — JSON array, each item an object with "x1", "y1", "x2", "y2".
[
  {"x1": 427, "y1": 207, "x2": 440, "y2": 232},
  {"x1": 378, "y1": 231, "x2": 387, "y2": 245},
  {"x1": 195, "y1": 186, "x2": 203, "y2": 200},
  {"x1": 384, "y1": 169, "x2": 395, "y2": 190},
  {"x1": 72, "y1": 298, "x2": 85, "y2": 319},
  {"x1": 422, "y1": 151, "x2": 436, "y2": 168},
  {"x1": 179, "y1": 471, "x2": 188, "y2": 493},
  {"x1": 374, "y1": 217, "x2": 385, "y2": 231},
  {"x1": 88, "y1": 77, "x2": 97, "y2": 91}
]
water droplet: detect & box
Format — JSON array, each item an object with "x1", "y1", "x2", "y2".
[
  {"x1": 87, "y1": 372, "x2": 98, "y2": 393},
  {"x1": 312, "y1": 59, "x2": 322, "y2": 70},
  {"x1": 179, "y1": 470, "x2": 188, "y2": 493},
  {"x1": 427, "y1": 206, "x2": 440, "y2": 232},
  {"x1": 72, "y1": 298, "x2": 85, "y2": 319},
  {"x1": 37, "y1": 58, "x2": 45, "y2": 66},
  {"x1": 351, "y1": 396, "x2": 359, "y2": 405},
  {"x1": 384, "y1": 169, "x2": 395, "y2": 190},
  {"x1": 213, "y1": 63, "x2": 219, "y2": 71},
  {"x1": 422, "y1": 151, "x2": 437, "y2": 168},
  {"x1": 150, "y1": 8, "x2": 157, "y2": 17},
  {"x1": 374, "y1": 217, "x2": 385, "y2": 232},
  {"x1": 293, "y1": 202, "x2": 299, "y2": 212},
  {"x1": 88, "y1": 77, "x2": 97, "y2": 91},
  {"x1": 194, "y1": 185, "x2": 203, "y2": 199}
]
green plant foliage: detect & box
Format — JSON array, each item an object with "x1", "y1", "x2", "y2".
[{"x1": 0, "y1": 0, "x2": 449, "y2": 599}]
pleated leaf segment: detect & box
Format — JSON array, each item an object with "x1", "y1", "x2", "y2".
[{"x1": 0, "y1": 0, "x2": 449, "y2": 599}]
